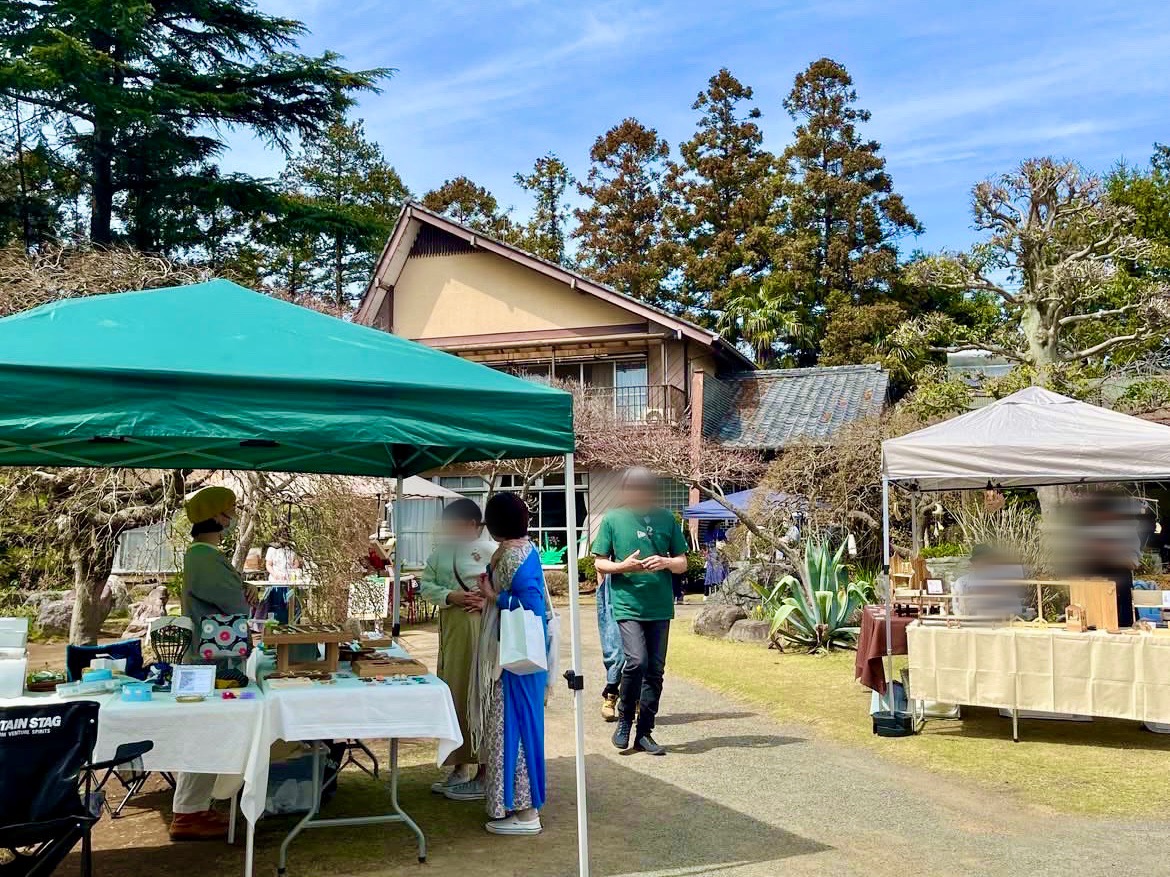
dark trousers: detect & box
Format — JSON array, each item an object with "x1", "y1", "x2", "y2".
[{"x1": 618, "y1": 619, "x2": 670, "y2": 735}]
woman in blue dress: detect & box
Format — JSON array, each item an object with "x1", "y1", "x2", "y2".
[{"x1": 469, "y1": 491, "x2": 550, "y2": 836}]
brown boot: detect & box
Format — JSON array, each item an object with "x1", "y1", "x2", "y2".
[
  {"x1": 601, "y1": 693, "x2": 618, "y2": 722},
  {"x1": 169, "y1": 810, "x2": 228, "y2": 841}
]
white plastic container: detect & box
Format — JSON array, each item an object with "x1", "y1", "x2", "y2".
[
  {"x1": 0, "y1": 617, "x2": 29, "y2": 650},
  {"x1": 0, "y1": 655, "x2": 27, "y2": 698}
]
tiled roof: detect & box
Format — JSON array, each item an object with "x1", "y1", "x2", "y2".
[{"x1": 707, "y1": 365, "x2": 889, "y2": 450}]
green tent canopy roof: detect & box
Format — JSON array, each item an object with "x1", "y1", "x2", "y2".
[{"x1": 0, "y1": 279, "x2": 574, "y2": 475}]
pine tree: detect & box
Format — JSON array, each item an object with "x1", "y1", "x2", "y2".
[
  {"x1": 514, "y1": 152, "x2": 574, "y2": 264},
  {"x1": 573, "y1": 118, "x2": 673, "y2": 308},
  {"x1": 666, "y1": 69, "x2": 777, "y2": 328},
  {"x1": 0, "y1": 0, "x2": 384, "y2": 246},
  {"x1": 280, "y1": 118, "x2": 409, "y2": 309},
  {"x1": 777, "y1": 58, "x2": 922, "y2": 363},
  {"x1": 421, "y1": 176, "x2": 519, "y2": 242}
]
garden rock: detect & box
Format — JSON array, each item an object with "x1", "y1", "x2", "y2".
[
  {"x1": 727, "y1": 619, "x2": 771, "y2": 645},
  {"x1": 37, "y1": 598, "x2": 74, "y2": 637},
  {"x1": 103, "y1": 575, "x2": 132, "y2": 612},
  {"x1": 693, "y1": 603, "x2": 747, "y2": 638},
  {"x1": 121, "y1": 585, "x2": 169, "y2": 640}
]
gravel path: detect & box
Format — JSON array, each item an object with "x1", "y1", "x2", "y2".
[{"x1": 523, "y1": 602, "x2": 1169, "y2": 877}]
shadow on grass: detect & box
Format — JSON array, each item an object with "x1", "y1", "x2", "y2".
[
  {"x1": 72, "y1": 751, "x2": 829, "y2": 877},
  {"x1": 919, "y1": 706, "x2": 1170, "y2": 751}
]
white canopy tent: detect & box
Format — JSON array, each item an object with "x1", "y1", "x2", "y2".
[
  {"x1": 877, "y1": 387, "x2": 1170, "y2": 708},
  {"x1": 883, "y1": 386, "x2": 1170, "y2": 490}
]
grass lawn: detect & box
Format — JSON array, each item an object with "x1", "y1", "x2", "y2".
[{"x1": 667, "y1": 619, "x2": 1170, "y2": 818}]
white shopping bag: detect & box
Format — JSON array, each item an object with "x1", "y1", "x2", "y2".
[{"x1": 499, "y1": 595, "x2": 548, "y2": 675}]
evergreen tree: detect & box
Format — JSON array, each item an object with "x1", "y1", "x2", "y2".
[
  {"x1": 0, "y1": 100, "x2": 79, "y2": 248},
  {"x1": 665, "y1": 69, "x2": 777, "y2": 328},
  {"x1": 514, "y1": 152, "x2": 574, "y2": 264},
  {"x1": 421, "y1": 176, "x2": 519, "y2": 241},
  {"x1": 573, "y1": 118, "x2": 672, "y2": 308},
  {"x1": 280, "y1": 118, "x2": 409, "y2": 309},
  {"x1": 776, "y1": 58, "x2": 922, "y2": 363},
  {"x1": 0, "y1": 0, "x2": 384, "y2": 245}
]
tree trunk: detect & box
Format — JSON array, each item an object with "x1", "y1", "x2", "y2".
[
  {"x1": 1022, "y1": 303, "x2": 1058, "y2": 385},
  {"x1": 89, "y1": 120, "x2": 115, "y2": 245},
  {"x1": 68, "y1": 548, "x2": 115, "y2": 645}
]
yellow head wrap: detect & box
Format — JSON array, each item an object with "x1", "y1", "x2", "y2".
[{"x1": 185, "y1": 486, "x2": 236, "y2": 524}]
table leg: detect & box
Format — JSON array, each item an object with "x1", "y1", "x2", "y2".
[
  {"x1": 1012, "y1": 707, "x2": 1020, "y2": 743},
  {"x1": 228, "y1": 794, "x2": 237, "y2": 845},
  {"x1": 276, "y1": 739, "x2": 428, "y2": 871},
  {"x1": 388, "y1": 738, "x2": 426, "y2": 863},
  {"x1": 278, "y1": 744, "x2": 323, "y2": 876},
  {"x1": 244, "y1": 820, "x2": 255, "y2": 877}
]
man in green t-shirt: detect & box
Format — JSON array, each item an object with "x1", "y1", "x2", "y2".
[{"x1": 592, "y1": 468, "x2": 688, "y2": 756}]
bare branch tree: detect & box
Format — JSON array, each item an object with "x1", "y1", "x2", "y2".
[{"x1": 893, "y1": 158, "x2": 1170, "y2": 385}]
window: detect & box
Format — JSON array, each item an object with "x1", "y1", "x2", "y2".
[
  {"x1": 658, "y1": 479, "x2": 690, "y2": 516},
  {"x1": 438, "y1": 473, "x2": 589, "y2": 558}
]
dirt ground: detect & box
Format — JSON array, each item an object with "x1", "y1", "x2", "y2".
[{"x1": 47, "y1": 603, "x2": 1170, "y2": 877}]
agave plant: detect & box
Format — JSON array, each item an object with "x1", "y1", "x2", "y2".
[{"x1": 767, "y1": 540, "x2": 865, "y2": 653}]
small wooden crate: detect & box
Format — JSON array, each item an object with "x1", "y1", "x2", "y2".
[
  {"x1": 351, "y1": 656, "x2": 428, "y2": 678},
  {"x1": 262, "y1": 623, "x2": 351, "y2": 674}
]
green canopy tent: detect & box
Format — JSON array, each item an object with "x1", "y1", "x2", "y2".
[{"x1": 0, "y1": 279, "x2": 592, "y2": 876}]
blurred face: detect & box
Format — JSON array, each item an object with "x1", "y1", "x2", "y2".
[
  {"x1": 215, "y1": 506, "x2": 236, "y2": 532},
  {"x1": 622, "y1": 483, "x2": 656, "y2": 512},
  {"x1": 443, "y1": 517, "x2": 482, "y2": 541}
]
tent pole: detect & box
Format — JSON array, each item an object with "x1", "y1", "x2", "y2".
[
  {"x1": 563, "y1": 453, "x2": 590, "y2": 877},
  {"x1": 910, "y1": 494, "x2": 920, "y2": 554},
  {"x1": 882, "y1": 476, "x2": 895, "y2": 712},
  {"x1": 391, "y1": 474, "x2": 403, "y2": 644}
]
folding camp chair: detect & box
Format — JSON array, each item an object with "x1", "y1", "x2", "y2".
[{"x1": 0, "y1": 701, "x2": 153, "y2": 876}]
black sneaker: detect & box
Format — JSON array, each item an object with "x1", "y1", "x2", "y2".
[
  {"x1": 634, "y1": 733, "x2": 666, "y2": 756},
  {"x1": 611, "y1": 719, "x2": 632, "y2": 750}
]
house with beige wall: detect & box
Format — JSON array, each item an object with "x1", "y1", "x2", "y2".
[{"x1": 355, "y1": 202, "x2": 888, "y2": 551}]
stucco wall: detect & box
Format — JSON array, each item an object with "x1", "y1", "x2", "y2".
[{"x1": 394, "y1": 251, "x2": 635, "y2": 339}]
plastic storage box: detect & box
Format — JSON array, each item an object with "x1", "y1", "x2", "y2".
[
  {"x1": 0, "y1": 654, "x2": 28, "y2": 698},
  {"x1": 0, "y1": 617, "x2": 29, "y2": 650},
  {"x1": 121, "y1": 682, "x2": 153, "y2": 702}
]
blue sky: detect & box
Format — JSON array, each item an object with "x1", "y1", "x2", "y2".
[{"x1": 228, "y1": 0, "x2": 1170, "y2": 255}]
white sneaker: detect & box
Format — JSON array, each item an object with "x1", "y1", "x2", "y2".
[
  {"x1": 443, "y1": 778, "x2": 486, "y2": 801},
  {"x1": 485, "y1": 814, "x2": 542, "y2": 836},
  {"x1": 430, "y1": 766, "x2": 472, "y2": 794}
]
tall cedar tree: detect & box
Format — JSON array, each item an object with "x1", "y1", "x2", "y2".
[
  {"x1": 573, "y1": 118, "x2": 672, "y2": 308},
  {"x1": 514, "y1": 152, "x2": 574, "y2": 265},
  {"x1": 666, "y1": 69, "x2": 777, "y2": 330},
  {"x1": 280, "y1": 118, "x2": 409, "y2": 309},
  {"x1": 778, "y1": 58, "x2": 921, "y2": 363},
  {"x1": 421, "y1": 176, "x2": 519, "y2": 242},
  {"x1": 0, "y1": 0, "x2": 384, "y2": 245}
]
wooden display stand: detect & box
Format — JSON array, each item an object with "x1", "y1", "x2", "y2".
[
  {"x1": 263, "y1": 623, "x2": 350, "y2": 674},
  {"x1": 1067, "y1": 579, "x2": 1119, "y2": 631}
]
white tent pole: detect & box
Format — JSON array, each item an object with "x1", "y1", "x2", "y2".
[
  {"x1": 881, "y1": 476, "x2": 894, "y2": 711},
  {"x1": 391, "y1": 474, "x2": 403, "y2": 644},
  {"x1": 562, "y1": 452, "x2": 590, "y2": 877}
]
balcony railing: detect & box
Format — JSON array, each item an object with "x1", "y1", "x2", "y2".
[{"x1": 584, "y1": 384, "x2": 687, "y2": 425}]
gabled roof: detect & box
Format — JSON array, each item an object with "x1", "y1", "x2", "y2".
[
  {"x1": 707, "y1": 365, "x2": 889, "y2": 450},
  {"x1": 356, "y1": 201, "x2": 755, "y2": 370}
]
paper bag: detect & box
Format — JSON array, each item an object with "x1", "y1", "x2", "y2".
[{"x1": 499, "y1": 595, "x2": 548, "y2": 675}]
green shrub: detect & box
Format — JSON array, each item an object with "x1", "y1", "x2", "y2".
[
  {"x1": 919, "y1": 542, "x2": 967, "y2": 559},
  {"x1": 577, "y1": 554, "x2": 596, "y2": 583},
  {"x1": 686, "y1": 552, "x2": 704, "y2": 584}
]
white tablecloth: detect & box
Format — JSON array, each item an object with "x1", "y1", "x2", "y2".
[
  {"x1": 237, "y1": 648, "x2": 462, "y2": 822},
  {"x1": 908, "y1": 623, "x2": 1170, "y2": 723},
  {"x1": 4, "y1": 647, "x2": 462, "y2": 829},
  {"x1": 1, "y1": 685, "x2": 266, "y2": 776}
]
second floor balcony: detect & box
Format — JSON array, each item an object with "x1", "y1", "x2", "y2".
[{"x1": 584, "y1": 383, "x2": 687, "y2": 426}]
